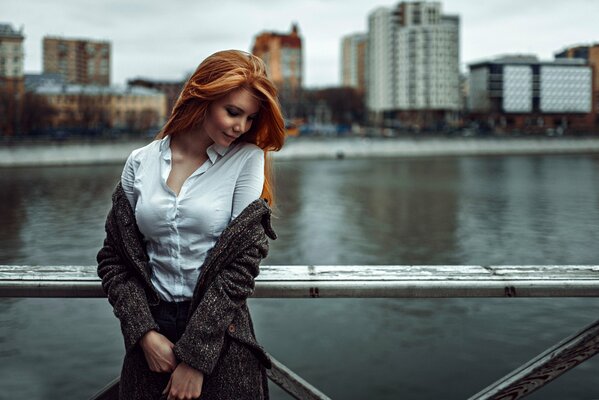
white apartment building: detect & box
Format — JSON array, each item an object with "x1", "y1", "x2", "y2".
[
  {"x1": 366, "y1": 2, "x2": 460, "y2": 114},
  {"x1": 340, "y1": 33, "x2": 367, "y2": 92},
  {"x1": 469, "y1": 56, "x2": 592, "y2": 114},
  {"x1": 366, "y1": 7, "x2": 395, "y2": 112}
]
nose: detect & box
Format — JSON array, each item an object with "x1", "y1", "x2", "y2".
[{"x1": 233, "y1": 120, "x2": 246, "y2": 134}]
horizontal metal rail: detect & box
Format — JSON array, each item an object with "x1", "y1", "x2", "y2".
[
  {"x1": 2, "y1": 264, "x2": 599, "y2": 400},
  {"x1": 2, "y1": 264, "x2": 599, "y2": 298}
]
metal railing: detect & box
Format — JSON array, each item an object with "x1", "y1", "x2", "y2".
[{"x1": 2, "y1": 264, "x2": 599, "y2": 399}]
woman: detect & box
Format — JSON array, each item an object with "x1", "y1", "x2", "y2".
[{"x1": 97, "y1": 50, "x2": 285, "y2": 400}]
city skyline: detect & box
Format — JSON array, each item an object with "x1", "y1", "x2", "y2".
[{"x1": 2, "y1": 0, "x2": 598, "y2": 87}]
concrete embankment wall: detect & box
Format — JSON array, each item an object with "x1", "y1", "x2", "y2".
[
  {"x1": 2, "y1": 137, "x2": 599, "y2": 167},
  {"x1": 0, "y1": 140, "x2": 149, "y2": 167},
  {"x1": 278, "y1": 137, "x2": 599, "y2": 160}
]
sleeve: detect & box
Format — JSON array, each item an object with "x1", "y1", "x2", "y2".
[
  {"x1": 172, "y1": 234, "x2": 269, "y2": 374},
  {"x1": 231, "y1": 148, "x2": 265, "y2": 220},
  {"x1": 121, "y1": 150, "x2": 140, "y2": 209},
  {"x1": 96, "y1": 210, "x2": 159, "y2": 353}
]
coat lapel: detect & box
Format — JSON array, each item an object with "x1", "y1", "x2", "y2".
[
  {"x1": 110, "y1": 183, "x2": 155, "y2": 291},
  {"x1": 190, "y1": 198, "x2": 276, "y2": 310}
]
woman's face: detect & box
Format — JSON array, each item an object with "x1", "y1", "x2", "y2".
[{"x1": 201, "y1": 87, "x2": 260, "y2": 147}]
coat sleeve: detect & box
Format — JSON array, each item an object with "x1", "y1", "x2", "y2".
[
  {"x1": 172, "y1": 234, "x2": 268, "y2": 375},
  {"x1": 97, "y1": 211, "x2": 159, "y2": 354}
]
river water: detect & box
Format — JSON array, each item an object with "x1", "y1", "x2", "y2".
[{"x1": 1, "y1": 153, "x2": 599, "y2": 399}]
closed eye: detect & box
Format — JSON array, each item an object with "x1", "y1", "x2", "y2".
[{"x1": 226, "y1": 108, "x2": 239, "y2": 117}]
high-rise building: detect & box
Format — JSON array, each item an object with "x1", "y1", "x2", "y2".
[
  {"x1": 366, "y1": 2, "x2": 460, "y2": 128},
  {"x1": 251, "y1": 23, "x2": 302, "y2": 116},
  {"x1": 341, "y1": 33, "x2": 367, "y2": 93},
  {"x1": 43, "y1": 36, "x2": 110, "y2": 86},
  {"x1": 0, "y1": 23, "x2": 25, "y2": 136},
  {"x1": 366, "y1": 7, "x2": 395, "y2": 113},
  {"x1": 468, "y1": 56, "x2": 593, "y2": 133}
]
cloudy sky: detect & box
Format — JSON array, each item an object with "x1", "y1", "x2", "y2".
[{"x1": 2, "y1": 0, "x2": 598, "y2": 87}]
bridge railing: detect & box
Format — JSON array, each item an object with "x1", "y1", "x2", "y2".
[{"x1": 2, "y1": 264, "x2": 599, "y2": 399}]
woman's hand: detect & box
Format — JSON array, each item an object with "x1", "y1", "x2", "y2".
[
  {"x1": 139, "y1": 330, "x2": 177, "y2": 373},
  {"x1": 162, "y1": 362, "x2": 204, "y2": 400}
]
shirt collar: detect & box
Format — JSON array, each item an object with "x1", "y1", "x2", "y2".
[
  {"x1": 206, "y1": 142, "x2": 230, "y2": 164},
  {"x1": 159, "y1": 135, "x2": 171, "y2": 161},
  {"x1": 159, "y1": 135, "x2": 231, "y2": 163}
]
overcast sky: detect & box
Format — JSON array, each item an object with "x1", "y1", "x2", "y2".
[{"x1": 2, "y1": 0, "x2": 598, "y2": 87}]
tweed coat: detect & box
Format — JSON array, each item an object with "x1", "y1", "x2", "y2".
[{"x1": 97, "y1": 182, "x2": 275, "y2": 399}]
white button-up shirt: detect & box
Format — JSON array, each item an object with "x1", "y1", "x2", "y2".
[{"x1": 121, "y1": 136, "x2": 265, "y2": 302}]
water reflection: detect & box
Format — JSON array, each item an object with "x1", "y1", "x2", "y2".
[
  {"x1": 2, "y1": 154, "x2": 599, "y2": 399},
  {"x1": 457, "y1": 155, "x2": 599, "y2": 264},
  {"x1": 0, "y1": 165, "x2": 119, "y2": 265},
  {"x1": 273, "y1": 158, "x2": 462, "y2": 265}
]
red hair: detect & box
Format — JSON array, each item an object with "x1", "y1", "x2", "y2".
[{"x1": 156, "y1": 50, "x2": 285, "y2": 205}]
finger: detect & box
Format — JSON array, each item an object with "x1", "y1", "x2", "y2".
[{"x1": 162, "y1": 375, "x2": 172, "y2": 395}]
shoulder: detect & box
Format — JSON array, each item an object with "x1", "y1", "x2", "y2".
[
  {"x1": 125, "y1": 139, "x2": 162, "y2": 169},
  {"x1": 234, "y1": 142, "x2": 263, "y2": 157},
  {"x1": 130, "y1": 139, "x2": 162, "y2": 161},
  {"x1": 231, "y1": 142, "x2": 264, "y2": 164}
]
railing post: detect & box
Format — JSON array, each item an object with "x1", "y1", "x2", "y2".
[
  {"x1": 87, "y1": 355, "x2": 333, "y2": 400},
  {"x1": 88, "y1": 377, "x2": 119, "y2": 400},
  {"x1": 468, "y1": 318, "x2": 599, "y2": 399},
  {"x1": 266, "y1": 353, "x2": 333, "y2": 400}
]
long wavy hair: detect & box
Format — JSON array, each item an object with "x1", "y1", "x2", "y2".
[{"x1": 156, "y1": 50, "x2": 285, "y2": 206}]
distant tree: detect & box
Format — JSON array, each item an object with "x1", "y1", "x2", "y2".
[
  {"x1": 300, "y1": 87, "x2": 365, "y2": 125},
  {"x1": 0, "y1": 90, "x2": 21, "y2": 136},
  {"x1": 20, "y1": 93, "x2": 57, "y2": 135},
  {"x1": 78, "y1": 95, "x2": 109, "y2": 134},
  {"x1": 0, "y1": 91, "x2": 13, "y2": 136},
  {"x1": 125, "y1": 110, "x2": 137, "y2": 132},
  {"x1": 319, "y1": 87, "x2": 365, "y2": 125},
  {"x1": 138, "y1": 108, "x2": 159, "y2": 131}
]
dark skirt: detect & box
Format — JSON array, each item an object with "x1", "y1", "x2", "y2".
[{"x1": 118, "y1": 301, "x2": 269, "y2": 400}]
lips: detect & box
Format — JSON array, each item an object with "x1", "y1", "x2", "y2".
[{"x1": 223, "y1": 132, "x2": 237, "y2": 140}]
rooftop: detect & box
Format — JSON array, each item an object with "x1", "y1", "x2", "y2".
[
  {"x1": 34, "y1": 83, "x2": 164, "y2": 96},
  {"x1": 0, "y1": 23, "x2": 24, "y2": 38},
  {"x1": 469, "y1": 55, "x2": 588, "y2": 68}
]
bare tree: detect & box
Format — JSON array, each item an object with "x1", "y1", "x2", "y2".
[{"x1": 20, "y1": 92, "x2": 57, "y2": 135}]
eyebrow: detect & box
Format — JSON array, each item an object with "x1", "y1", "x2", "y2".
[{"x1": 226, "y1": 104, "x2": 259, "y2": 116}]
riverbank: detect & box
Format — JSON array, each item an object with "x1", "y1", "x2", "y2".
[{"x1": 1, "y1": 136, "x2": 599, "y2": 167}]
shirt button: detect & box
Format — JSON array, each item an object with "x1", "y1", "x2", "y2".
[{"x1": 228, "y1": 323, "x2": 236, "y2": 333}]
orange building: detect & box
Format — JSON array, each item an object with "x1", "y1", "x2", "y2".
[
  {"x1": 0, "y1": 23, "x2": 25, "y2": 136},
  {"x1": 43, "y1": 36, "x2": 110, "y2": 86},
  {"x1": 251, "y1": 23, "x2": 303, "y2": 98}
]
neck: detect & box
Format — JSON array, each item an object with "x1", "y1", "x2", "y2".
[{"x1": 171, "y1": 128, "x2": 213, "y2": 158}]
